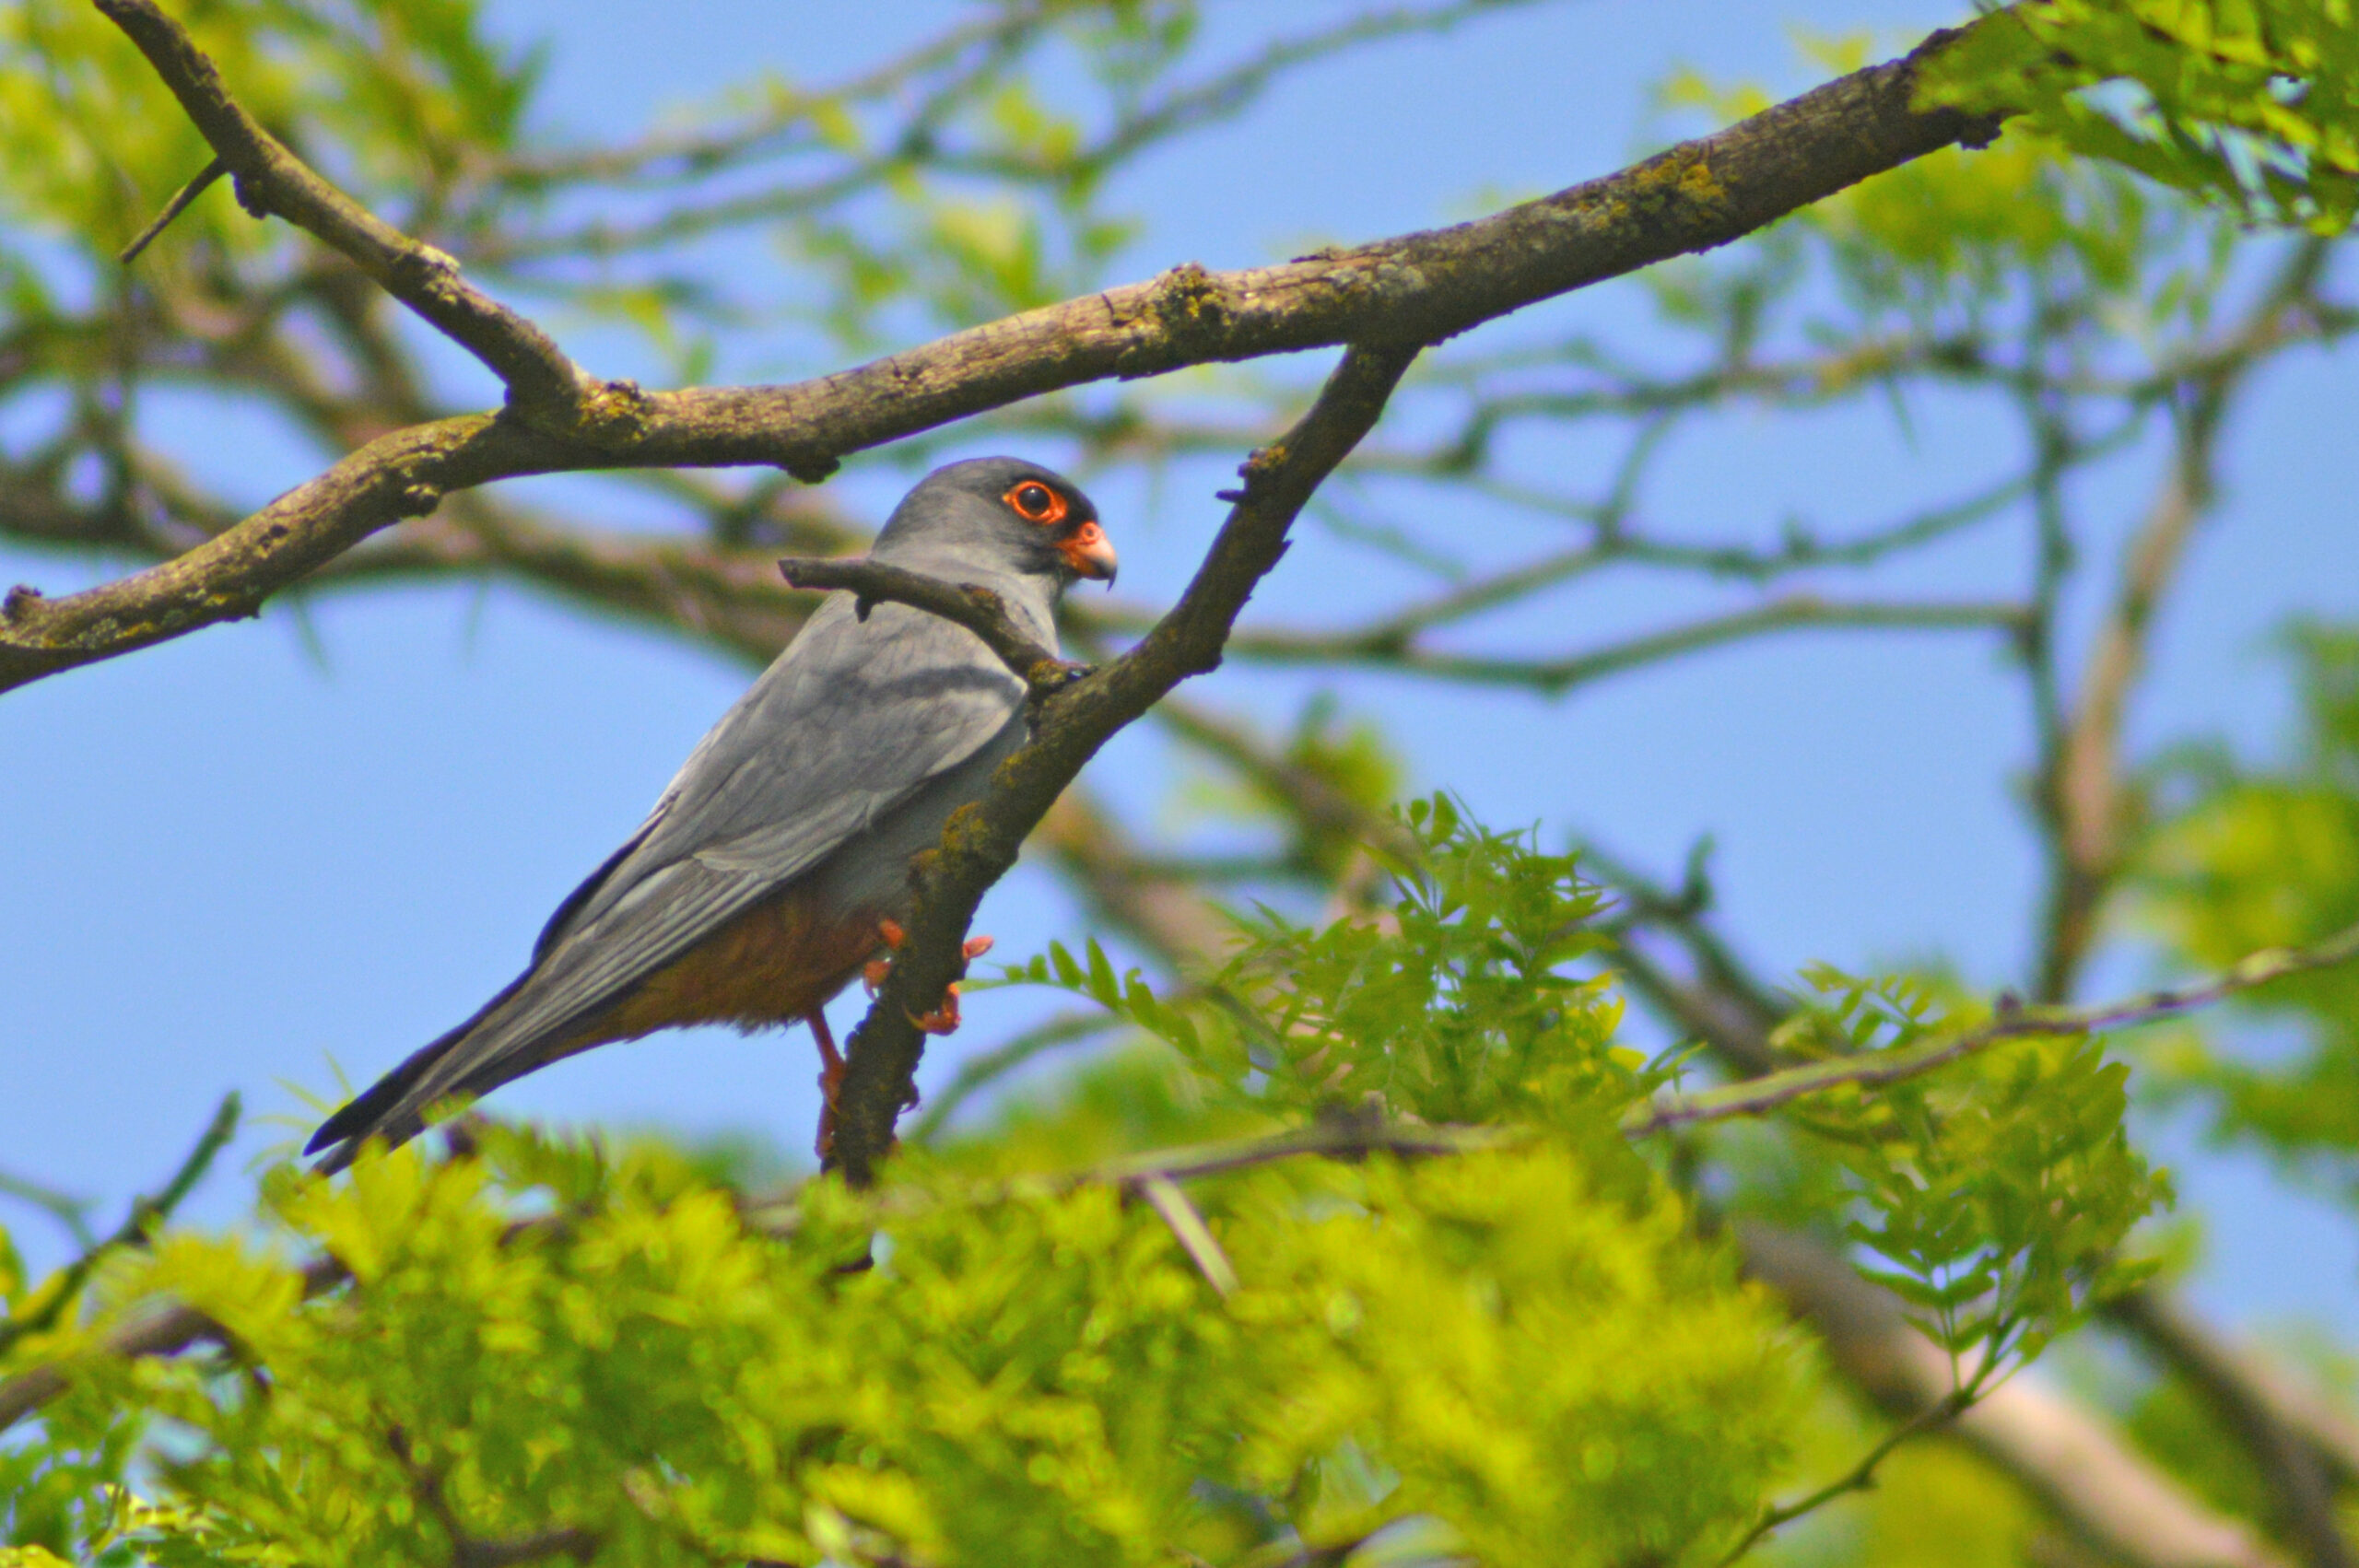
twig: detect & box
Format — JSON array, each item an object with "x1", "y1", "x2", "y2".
[
  {"x1": 1715, "y1": 1389, "x2": 1972, "y2": 1567},
  {"x1": 92, "y1": 0, "x2": 593, "y2": 420},
  {"x1": 1625, "y1": 920, "x2": 2359, "y2": 1137},
  {"x1": 0, "y1": 1092, "x2": 238, "y2": 1357},
  {"x1": 740, "y1": 1118, "x2": 1517, "y2": 1236},
  {"x1": 116, "y1": 154, "x2": 226, "y2": 263},
  {"x1": 1136, "y1": 1175, "x2": 1239, "y2": 1297},
  {"x1": 0, "y1": 1171, "x2": 100, "y2": 1250},
  {"x1": 385, "y1": 1422, "x2": 599, "y2": 1567},
  {"x1": 774, "y1": 555, "x2": 1079, "y2": 693},
  {"x1": 822, "y1": 342, "x2": 1420, "y2": 1188}
]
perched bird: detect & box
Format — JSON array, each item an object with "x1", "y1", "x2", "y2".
[{"x1": 306, "y1": 457, "x2": 1117, "y2": 1171}]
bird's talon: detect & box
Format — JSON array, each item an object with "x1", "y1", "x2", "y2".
[
  {"x1": 877, "y1": 918, "x2": 906, "y2": 950},
  {"x1": 962, "y1": 934, "x2": 994, "y2": 961},
  {"x1": 909, "y1": 982, "x2": 962, "y2": 1036}
]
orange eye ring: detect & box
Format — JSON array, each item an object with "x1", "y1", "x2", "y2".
[{"x1": 1004, "y1": 480, "x2": 1067, "y2": 525}]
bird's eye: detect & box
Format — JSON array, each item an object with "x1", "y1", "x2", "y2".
[{"x1": 1004, "y1": 480, "x2": 1066, "y2": 524}]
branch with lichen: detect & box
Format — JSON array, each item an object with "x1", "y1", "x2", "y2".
[{"x1": 2, "y1": 6, "x2": 2009, "y2": 696}]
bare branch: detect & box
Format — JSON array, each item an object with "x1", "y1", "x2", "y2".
[
  {"x1": 116, "y1": 154, "x2": 225, "y2": 264},
  {"x1": 2032, "y1": 236, "x2": 2335, "y2": 1001},
  {"x1": 92, "y1": 0, "x2": 593, "y2": 419},
  {"x1": 2107, "y1": 1291, "x2": 2359, "y2": 1568},
  {"x1": 0, "y1": 1093, "x2": 239, "y2": 1358},
  {"x1": 1223, "y1": 594, "x2": 2029, "y2": 693},
  {"x1": 1136, "y1": 1175, "x2": 1240, "y2": 1298},
  {"x1": 4, "y1": 16, "x2": 2010, "y2": 696},
  {"x1": 774, "y1": 555, "x2": 1078, "y2": 693}
]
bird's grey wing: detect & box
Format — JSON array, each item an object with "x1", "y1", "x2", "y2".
[{"x1": 339, "y1": 596, "x2": 1029, "y2": 1132}]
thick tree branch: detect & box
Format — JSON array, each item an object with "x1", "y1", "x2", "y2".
[
  {"x1": 825, "y1": 343, "x2": 1420, "y2": 1187},
  {"x1": 3, "y1": 16, "x2": 2008, "y2": 696},
  {"x1": 1740, "y1": 1223, "x2": 2289, "y2": 1568},
  {"x1": 93, "y1": 0, "x2": 593, "y2": 420},
  {"x1": 2106, "y1": 1291, "x2": 2359, "y2": 1568}
]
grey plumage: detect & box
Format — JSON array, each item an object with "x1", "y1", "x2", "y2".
[{"x1": 307, "y1": 458, "x2": 1109, "y2": 1169}]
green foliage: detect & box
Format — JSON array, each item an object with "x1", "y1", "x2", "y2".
[
  {"x1": 1012, "y1": 799, "x2": 2168, "y2": 1391},
  {"x1": 2136, "y1": 625, "x2": 2359, "y2": 1180},
  {"x1": 0, "y1": 796, "x2": 2192, "y2": 1565},
  {"x1": 0, "y1": 0, "x2": 532, "y2": 262},
  {"x1": 1768, "y1": 969, "x2": 2171, "y2": 1376},
  {"x1": 1003, "y1": 797, "x2": 1641, "y2": 1130},
  {"x1": 1666, "y1": 48, "x2": 2232, "y2": 345},
  {"x1": 4, "y1": 1120, "x2": 1802, "y2": 1567},
  {"x1": 1926, "y1": 0, "x2": 2359, "y2": 233}
]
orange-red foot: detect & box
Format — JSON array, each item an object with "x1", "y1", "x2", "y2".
[
  {"x1": 807, "y1": 1008, "x2": 844, "y2": 1159},
  {"x1": 862, "y1": 919, "x2": 905, "y2": 995},
  {"x1": 863, "y1": 922, "x2": 993, "y2": 1000},
  {"x1": 910, "y1": 983, "x2": 963, "y2": 1036}
]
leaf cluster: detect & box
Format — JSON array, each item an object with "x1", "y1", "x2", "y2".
[
  {"x1": 1770, "y1": 970, "x2": 2171, "y2": 1379},
  {"x1": 1002, "y1": 796, "x2": 1640, "y2": 1130},
  {"x1": 1927, "y1": 0, "x2": 2359, "y2": 233},
  {"x1": 6, "y1": 1112, "x2": 1804, "y2": 1567}
]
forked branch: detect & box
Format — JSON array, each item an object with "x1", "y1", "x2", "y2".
[
  {"x1": 824, "y1": 343, "x2": 1420, "y2": 1186},
  {"x1": 94, "y1": 0, "x2": 593, "y2": 420},
  {"x1": 5, "y1": 11, "x2": 2012, "y2": 696}
]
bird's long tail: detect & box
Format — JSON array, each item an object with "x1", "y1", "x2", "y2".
[{"x1": 304, "y1": 969, "x2": 534, "y2": 1172}]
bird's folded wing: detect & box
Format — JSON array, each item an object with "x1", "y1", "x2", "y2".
[{"x1": 358, "y1": 596, "x2": 1030, "y2": 1129}]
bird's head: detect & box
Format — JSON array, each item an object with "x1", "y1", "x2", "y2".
[{"x1": 873, "y1": 457, "x2": 1117, "y2": 592}]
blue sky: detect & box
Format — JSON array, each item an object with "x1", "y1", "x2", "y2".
[{"x1": 5, "y1": 0, "x2": 2356, "y2": 1336}]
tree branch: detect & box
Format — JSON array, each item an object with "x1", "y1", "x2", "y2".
[
  {"x1": 1740, "y1": 1223, "x2": 2289, "y2": 1568},
  {"x1": 2106, "y1": 1291, "x2": 2359, "y2": 1568},
  {"x1": 824, "y1": 342, "x2": 1420, "y2": 1187},
  {"x1": 773, "y1": 555, "x2": 1079, "y2": 694},
  {"x1": 1220, "y1": 594, "x2": 2029, "y2": 692},
  {"x1": 92, "y1": 0, "x2": 594, "y2": 421},
  {"x1": 4, "y1": 15, "x2": 2009, "y2": 696},
  {"x1": 1626, "y1": 919, "x2": 2359, "y2": 1136},
  {"x1": 2031, "y1": 236, "x2": 2335, "y2": 1001}
]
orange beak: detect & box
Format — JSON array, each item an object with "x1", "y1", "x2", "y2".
[{"x1": 1058, "y1": 520, "x2": 1118, "y2": 584}]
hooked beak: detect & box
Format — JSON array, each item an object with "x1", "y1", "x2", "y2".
[{"x1": 1058, "y1": 520, "x2": 1119, "y2": 585}]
